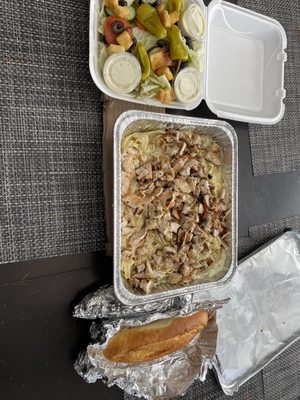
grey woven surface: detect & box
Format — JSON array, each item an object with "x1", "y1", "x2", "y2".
[
  {"x1": 237, "y1": 0, "x2": 300, "y2": 176},
  {"x1": 0, "y1": 0, "x2": 106, "y2": 263}
]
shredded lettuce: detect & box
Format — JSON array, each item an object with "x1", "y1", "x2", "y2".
[
  {"x1": 98, "y1": 5, "x2": 106, "y2": 34},
  {"x1": 98, "y1": 42, "x2": 108, "y2": 71},
  {"x1": 180, "y1": 33, "x2": 205, "y2": 72},
  {"x1": 188, "y1": 40, "x2": 205, "y2": 71},
  {"x1": 135, "y1": 73, "x2": 171, "y2": 98},
  {"x1": 132, "y1": 27, "x2": 158, "y2": 51}
]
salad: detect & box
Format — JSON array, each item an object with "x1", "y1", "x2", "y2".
[{"x1": 98, "y1": 0, "x2": 205, "y2": 105}]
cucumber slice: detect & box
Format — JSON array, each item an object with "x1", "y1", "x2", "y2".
[
  {"x1": 127, "y1": 6, "x2": 136, "y2": 21},
  {"x1": 104, "y1": 6, "x2": 115, "y2": 16}
]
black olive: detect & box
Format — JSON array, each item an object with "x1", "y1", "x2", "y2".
[
  {"x1": 208, "y1": 174, "x2": 213, "y2": 179},
  {"x1": 99, "y1": 33, "x2": 108, "y2": 45},
  {"x1": 181, "y1": 60, "x2": 189, "y2": 68},
  {"x1": 99, "y1": 33, "x2": 105, "y2": 43},
  {"x1": 157, "y1": 39, "x2": 170, "y2": 52},
  {"x1": 184, "y1": 37, "x2": 193, "y2": 49},
  {"x1": 112, "y1": 20, "x2": 125, "y2": 34},
  {"x1": 118, "y1": 0, "x2": 127, "y2": 5},
  {"x1": 128, "y1": 37, "x2": 137, "y2": 53},
  {"x1": 153, "y1": 0, "x2": 162, "y2": 6}
]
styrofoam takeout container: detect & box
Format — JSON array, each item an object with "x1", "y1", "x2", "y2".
[
  {"x1": 90, "y1": 0, "x2": 287, "y2": 124},
  {"x1": 113, "y1": 110, "x2": 238, "y2": 305}
]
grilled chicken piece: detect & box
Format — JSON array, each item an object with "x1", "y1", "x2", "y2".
[
  {"x1": 121, "y1": 172, "x2": 131, "y2": 195},
  {"x1": 136, "y1": 163, "x2": 152, "y2": 180},
  {"x1": 139, "y1": 279, "x2": 154, "y2": 293},
  {"x1": 174, "y1": 178, "x2": 192, "y2": 194}
]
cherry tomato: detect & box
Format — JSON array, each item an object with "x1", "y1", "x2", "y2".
[{"x1": 104, "y1": 16, "x2": 133, "y2": 45}]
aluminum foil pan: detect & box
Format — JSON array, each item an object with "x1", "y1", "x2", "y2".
[
  {"x1": 114, "y1": 110, "x2": 238, "y2": 305},
  {"x1": 212, "y1": 230, "x2": 300, "y2": 395}
]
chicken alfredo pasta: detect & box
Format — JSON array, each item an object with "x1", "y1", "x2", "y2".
[{"x1": 121, "y1": 128, "x2": 231, "y2": 293}]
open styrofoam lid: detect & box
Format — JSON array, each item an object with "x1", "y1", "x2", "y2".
[{"x1": 205, "y1": 0, "x2": 287, "y2": 124}]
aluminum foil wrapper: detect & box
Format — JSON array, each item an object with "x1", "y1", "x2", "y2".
[
  {"x1": 75, "y1": 309, "x2": 218, "y2": 399},
  {"x1": 73, "y1": 285, "x2": 182, "y2": 319},
  {"x1": 73, "y1": 277, "x2": 227, "y2": 399},
  {"x1": 73, "y1": 284, "x2": 227, "y2": 320},
  {"x1": 73, "y1": 284, "x2": 225, "y2": 399}
]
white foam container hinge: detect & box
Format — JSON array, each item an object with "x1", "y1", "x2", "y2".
[{"x1": 90, "y1": 0, "x2": 287, "y2": 124}]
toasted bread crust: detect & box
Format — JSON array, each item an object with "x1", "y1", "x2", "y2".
[{"x1": 102, "y1": 310, "x2": 208, "y2": 363}]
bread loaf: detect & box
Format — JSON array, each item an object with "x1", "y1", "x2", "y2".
[{"x1": 102, "y1": 309, "x2": 208, "y2": 363}]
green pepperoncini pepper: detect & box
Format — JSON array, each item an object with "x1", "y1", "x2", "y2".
[
  {"x1": 167, "y1": 0, "x2": 182, "y2": 15},
  {"x1": 136, "y1": 4, "x2": 167, "y2": 39},
  {"x1": 136, "y1": 42, "x2": 150, "y2": 81},
  {"x1": 167, "y1": 25, "x2": 188, "y2": 61}
]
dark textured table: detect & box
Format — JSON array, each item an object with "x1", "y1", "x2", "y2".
[{"x1": 1, "y1": 0, "x2": 300, "y2": 399}]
